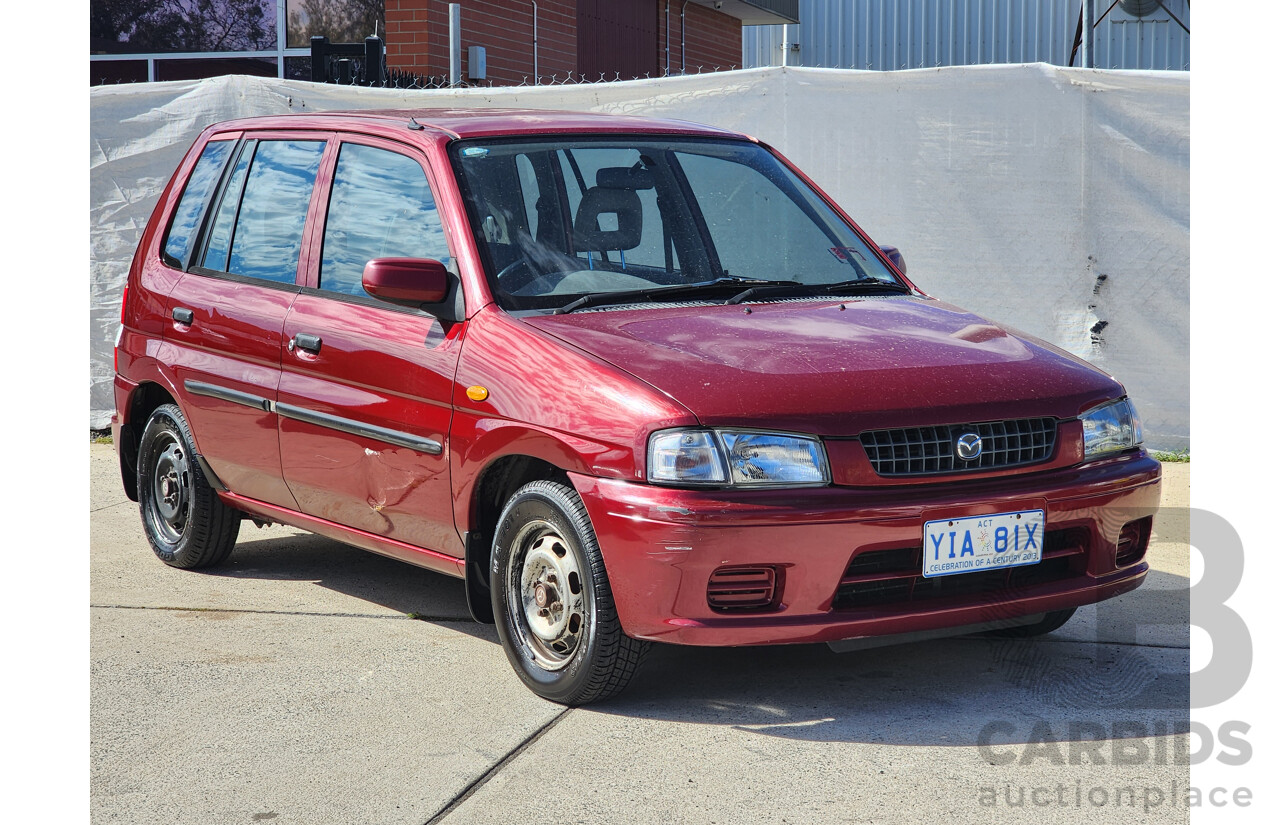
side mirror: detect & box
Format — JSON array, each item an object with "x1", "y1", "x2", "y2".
[
  {"x1": 362, "y1": 258, "x2": 450, "y2": 305},
  {"x1": 879, "y1": 245, "x2": 906, "y2": 275}
]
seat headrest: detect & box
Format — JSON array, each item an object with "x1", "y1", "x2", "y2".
[
  {"x1": 595, "y1": 166, "x2": 655, "y2": 190},
  {"x1": 574, "y1": 187, "x2": 643, "y2": 252}
]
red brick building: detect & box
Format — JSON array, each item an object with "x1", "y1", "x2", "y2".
[{"x1": 385, "y1": 1, "x2": 797, "y2": 85}]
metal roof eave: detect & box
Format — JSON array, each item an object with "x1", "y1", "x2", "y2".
[{"x1": 689, "y1": 0, "x2": 799, "y2": 26}]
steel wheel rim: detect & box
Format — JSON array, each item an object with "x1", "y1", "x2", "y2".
[
  {"x1": 507, "y1": 520, "x2": 587, "y2": 671},
  {"x1": 148, "y1": 430, "x2": 191, "y2": 545}
]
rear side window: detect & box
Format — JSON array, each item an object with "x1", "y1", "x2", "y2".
[
  {"x1": 226, "y1": 140, "x2": 326, "y2": 284},
  {"x1": 163, "y1": 140, "x2": 233, "y2": 268},
  {"x1": 318, "y1": 143, "x2": 450, "y2": 296},
  {"x1": 197, "y1": 139, "x2": 326, "y2": 285}
]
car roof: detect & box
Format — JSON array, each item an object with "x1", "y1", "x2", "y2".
[{"x1": 208, "y1": 108, "x2": 748, "y2": 142}]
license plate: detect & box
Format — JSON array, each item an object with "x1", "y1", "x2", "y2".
[{"x1": 922, "y1": 510, "x2": 1045, "y2": 578}]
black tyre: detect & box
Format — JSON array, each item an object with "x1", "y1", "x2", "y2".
[
  {"x1": 136, "y1": 403, "x2": 240, "y2": 569},
  {"x1": 491, "y1": 480, "x2": 649, "y2": 705},
  {"x1": 985, "y1": 607, "x2": 1077, "y2": 638}
]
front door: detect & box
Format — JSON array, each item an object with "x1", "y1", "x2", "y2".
[{"x1": 277, "y1": 137, "x2": 464, "y2": 557}]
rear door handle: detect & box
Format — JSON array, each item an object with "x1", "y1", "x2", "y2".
[
  {"x1": 172, "y1": 307, "x2": 194, "y2": 325},
  {"x1": 289, "y1": 333, "x2": 322, "y2": 354}
]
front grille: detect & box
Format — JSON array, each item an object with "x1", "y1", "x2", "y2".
[
  {"x1": 859, "y1": 417, "x2": 1057, "y2": 477},
  {"x1": 832, "y1": 527, "x2": 1089, "y2": 612}
]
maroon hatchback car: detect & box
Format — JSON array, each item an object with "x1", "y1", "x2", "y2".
[{"x1": 112, "y1": 109, "x2": 1160, "y2": 704}]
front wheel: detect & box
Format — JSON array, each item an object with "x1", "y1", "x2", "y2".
[
  {"x1": 491, "y1": 480, "x2": 649, "y2": 705},
  {"x1": 136, "y1": 403, "x2": 240, "y2": 569}
]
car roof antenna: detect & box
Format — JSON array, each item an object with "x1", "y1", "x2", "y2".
[{"x1": 407, "y1": 117, "x2": 425, "y2": 131}]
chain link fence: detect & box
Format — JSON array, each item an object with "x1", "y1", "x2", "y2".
[{"x1": 92, "y1": 63, "x2": 743, "y2": 89}]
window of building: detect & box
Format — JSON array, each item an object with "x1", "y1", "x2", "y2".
[
  {"x1": 286, "y1": 1, "x2": 385, "y2": 49},
  {"x1": 90, "y1": 1, "x2": 280, "y2": 55},
  {"x1": 91, "y1": 2, "x2": 389, "y2": 84}
]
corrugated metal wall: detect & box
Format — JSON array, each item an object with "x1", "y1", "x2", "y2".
[{"x1": 743, "y1": 0, "x2": 1189, "y2": 71}]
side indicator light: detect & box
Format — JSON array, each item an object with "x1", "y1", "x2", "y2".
[{"x1": 466, "y1": 385, "x2": 489, "y2": 402}]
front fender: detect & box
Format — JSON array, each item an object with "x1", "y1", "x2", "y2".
[{"x1": 449, "y1": 413, "x2": 629, "y2": 537}]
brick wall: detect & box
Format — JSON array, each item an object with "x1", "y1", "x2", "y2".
[
  {"x1": 387, "y1": 1, "x2": 739, "y2": 85},
  {"x1": 661, "y1": 2, "x2": 741, "y2": 74},
  {"x1": 578, "y1": 0, "x2": 658, "y2": 80},
  {"x1": 386, "y1": 0, "x2": 576, "y2": 85},
  {"x1": 385, "y1": 1, "x2": 432, "y2": 76}
]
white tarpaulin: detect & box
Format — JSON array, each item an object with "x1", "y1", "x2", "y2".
[{"x1": 90, "y1": 65, "x2": 1189, "y2": 447}]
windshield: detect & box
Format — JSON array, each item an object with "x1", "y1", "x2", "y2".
[{"x1": 450, "y1": 136, "x2": 904, "y2": 312}]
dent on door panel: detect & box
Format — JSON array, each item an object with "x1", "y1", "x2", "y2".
[{"x1": 278, "y1": 297, "x2": 466, "y2": 558}]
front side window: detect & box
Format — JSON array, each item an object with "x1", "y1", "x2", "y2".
[
  {"x1": 319, "y1": 143, "x2": 449, "y2": 297},
  {"x1": 452, "y1": 137, "x2": 902, "y2": 312}
]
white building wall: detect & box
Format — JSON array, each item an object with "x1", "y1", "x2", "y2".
[{"x1": 743, "y1": 0, "x2": 1190, "y2": 71}]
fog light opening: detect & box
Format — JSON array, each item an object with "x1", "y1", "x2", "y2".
[
  {"x1": 1115, "y1": 517, "x2": 1152, "y2": 568},
  {"x1": 706, "y1": 566, "x2": 783, "y2": 611}
]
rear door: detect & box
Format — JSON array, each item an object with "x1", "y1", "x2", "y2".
[
  {"x1": 277, "y1": 135, "x2": 465, "y2": 557},
  {"x1": 166, "y1": 132, "x2": 329, "y2": 508}
]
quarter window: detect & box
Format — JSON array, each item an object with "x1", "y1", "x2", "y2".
[
  {"x1": 163, "y1": 140, "x2": 233, "y2": 268},
  {"x1": 201, "y1": 140, "x2": 255, "y2": 273},
  {"x1": 319, "y1": 143, "x2": 449, "y2": 297}
]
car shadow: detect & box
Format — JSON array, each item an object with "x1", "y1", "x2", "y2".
[
  {"x1": 214, "y1": 529, "x2": 1189, "y2": 747},
  {"x1": 602, "y1": 567, "x2": 1190, "y2": 747},
  {"x1": 206, "y1": 528, "x2": 499, "y2": 644},
  {"x1": 605, "y1": 628, "x2": 1188, "y2": 748}
]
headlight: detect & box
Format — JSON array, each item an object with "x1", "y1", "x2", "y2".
[
  {"x1": 1079, "y1": 398, "x2": 1144, "y2": 459},
  {"x1": 647, "y1": 429, "x2": 830, "y2": 487}
]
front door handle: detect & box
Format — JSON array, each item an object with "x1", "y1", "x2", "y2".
[{"x1": 289, "y1": 332, "x2": 322, "y2": 354}]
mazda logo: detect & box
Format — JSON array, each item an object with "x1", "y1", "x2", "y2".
[{"x1": 955, "y1": 433, "x2": 983, "y2": 460}]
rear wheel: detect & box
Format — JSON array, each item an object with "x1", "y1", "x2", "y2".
[
  {"x1": 136, "y1": 404, "x2": 239, "y2": 569},
  {"x1": 491, "y1": 480, "x2": 649, "y2": 705},
  {"x1": 985, "y1": 608, "x2": 1077, "y2": 638}
]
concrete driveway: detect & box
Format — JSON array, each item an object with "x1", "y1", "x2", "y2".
[{"x1": 91, "y1": 444, "x2": 1190, "y2": 824}]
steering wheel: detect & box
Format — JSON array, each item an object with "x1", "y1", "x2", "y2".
[
  {"x1": 496, "y1": 256, "x2": 541, "y2": 293},
  {"x1": 496, "y1": 257, "x2": 529, "y2": 282}
]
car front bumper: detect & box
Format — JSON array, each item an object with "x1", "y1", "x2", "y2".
[{"x1": 570, "y1": 451, "x2": 1161, "y2": 646}]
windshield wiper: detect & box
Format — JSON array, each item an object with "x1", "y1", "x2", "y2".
[
  {"x1": 818, "y1": 277, "x2": 913, "y2": 294},
  {"x1": 725, "y1": 281, "x2": 815, "y2": 305},
  {"x1": 554, "y1": 277, "x2": 801, "y2": 315},
  {"x1": 724, "y1": 277, "x2": 912, "y2": 305},
  {"x1": 554, "y1": 276, "x2": 910, "y2": 315}
]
